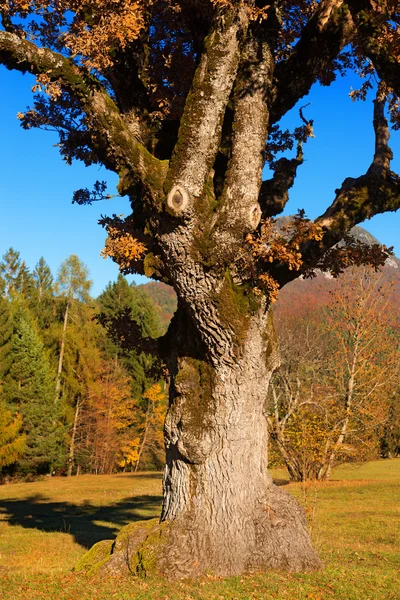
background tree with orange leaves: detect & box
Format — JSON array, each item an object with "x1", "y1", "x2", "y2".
[
  {"x1": 269, "y1": 266, "x2": 400, "y2": 481},
  {"x1": 1, "y1": 0, "x2": 400, "y2": 578}
]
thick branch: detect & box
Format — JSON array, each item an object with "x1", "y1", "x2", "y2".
[
  {"x1": 271, "y1": 0, "x2": 353, "y2": 124},
  {"x1": 270, "y1": 87, "x2": 400, "y2": 286},
  {"x1": 347, "y1": 0, "x2": 400, "y2": 98},
  {"x1": 0, "y1": 31, "x2": 167, "y2": 201},
  {"x1": 259, "y1": 146, "x2": 304, "y2": 218},
  {"x1": 217, "y1": 28, "x2": 274, "y2": 231},
  {"x1": 368, "y1": 82, "x2": 392, "y2": 175},
  {"x1": 165, "y1": 8, "x2": 248, "y2": 198}
]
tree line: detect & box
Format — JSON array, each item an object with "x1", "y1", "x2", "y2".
[
  {"x1": 1, "y1": 247, "x2": 398, "y2": 483},
  {"x1": 0, "y1": 248, "x2": 166, "y2": 478}
]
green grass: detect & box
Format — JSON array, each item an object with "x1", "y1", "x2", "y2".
[{"x1": 0, "y1": 460, "x2": 398, "y2": 599}]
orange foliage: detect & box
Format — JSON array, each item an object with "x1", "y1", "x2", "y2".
[
  {"x1": 247, "y1": 214, "x2": 323, "y2": 300},
  {"x1": 101, "y1": 226, "x2": 146, "y2": 271}
]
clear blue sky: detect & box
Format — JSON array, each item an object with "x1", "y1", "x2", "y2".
[{"x1": 1, "y1": 66, "x2": 399, "y2": 297}]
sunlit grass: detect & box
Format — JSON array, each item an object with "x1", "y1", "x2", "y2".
[{"x1": 0, "y1": 461, "x2": 398, "y2": 599}]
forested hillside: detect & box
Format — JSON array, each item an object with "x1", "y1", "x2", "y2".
[
  {"x1": 0, "y1": 250, "x2": 166, "y2": 479},
  {"x1": 270, "y1": 227, "x2": 400, "y2": 477}
]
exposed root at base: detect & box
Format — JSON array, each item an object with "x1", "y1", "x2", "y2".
[{"x1": 75, "y1": 484, "x2": 322, "y2": 580}]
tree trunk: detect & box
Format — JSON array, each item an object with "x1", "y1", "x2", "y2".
[
  {"x1": 55, "y1": 298, "x2": 69, "y2": 404},
  {"x1": 67, "y1": 397, "x2": 80, "y2": 477},
  {"x1": 94, "y1": 304, "x2": 321, "y2": 579}
]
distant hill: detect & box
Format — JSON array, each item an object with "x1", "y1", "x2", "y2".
[
  {"x1": 277, "y1": 225, "x2": 400, "y2": 315},
  {"x1": 349, "y1": 226, "x2": 400, "y2": 270},
  {"x1": 138, "y1": 226, "x2": 399, "y2": 329},
  {"x1": 138, "y1": 281, "x2": 177, "y2": 333}
]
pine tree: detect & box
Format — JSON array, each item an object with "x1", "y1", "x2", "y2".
[
  {"x1": 8, "y1": 311, "x2": 64, "y2": 474},
  {"x1": 0, "y1": 393, "x2": 26, "y2": 471},
  {"x1": 0, "y1": 296, "x2": 14, "y2": 381},
  {"x1": 31, "y1": 257, "x2": 55, "y2": 330},
  {"x1": 97, "y1": 275, "x2": 163, "y2": 397},
  {"x1": 0, "y1": 248, "x2": 22, "y2": 297}
]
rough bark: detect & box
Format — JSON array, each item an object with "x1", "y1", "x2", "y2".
[{"x1": 82, "y1": 304, "x2": 321, "y2": 579}]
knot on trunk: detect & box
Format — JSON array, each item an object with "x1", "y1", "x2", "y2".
[
  {"x1": 248, "y1": 203, "x2": 262, "y2": 229},
  {"x1": 166, "y1": 185, "x2": 191, "y2": 216}
]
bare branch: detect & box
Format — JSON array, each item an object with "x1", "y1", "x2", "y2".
[
  {"x1": 259, "y1": 144, "x2": 304, "y2": 218},
  {"x1": 267, "y1": 85, "x2": 399, "y2": 286},
  {"x1": 367, "y1": 82, "x2": 392, "y2": 175},
  {"x1": 347, "y1": 0, "x2": 400, "y2": 98}
]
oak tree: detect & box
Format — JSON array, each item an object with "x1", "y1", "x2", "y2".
[{"x1": 1, "y1": 0, "x2": 400, "y2": 578}]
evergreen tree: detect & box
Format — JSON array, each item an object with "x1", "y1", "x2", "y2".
[
  {"x1": 0, "y1": 296, "x2": 14, "y2": 382},
  {"x1": 8, "y1": 312, "x2": 64, "y2": 474},
  {"x1": 0, "y1": 248, "x2": 22, "y2": 297},
  {"x1": 16, "y1": 261, "x2": 35, "y2": 300},
  {"x1": 97, "y1": 275, "x2": 163, "y2": 397},
  {"x1": 33, "y1": 257, "x2": 54, "y2": 299},
  {"x1": 31, "y1": 257, "x2": 55, "y2": 329},
  {"x1": 0, "y1": 392, "x2": 26, "y2": 471}
]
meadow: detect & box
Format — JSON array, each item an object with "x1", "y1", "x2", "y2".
[{"x1": 0, "y1": 460, "x2": 398, "y2": 600}]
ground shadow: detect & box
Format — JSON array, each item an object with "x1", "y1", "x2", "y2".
[
  {"x1": 273, "y1": 478, "x2": 290, "y2": 486},
  {"x1": 0, "y1": 492, "x2": 162, "y2": 548}
]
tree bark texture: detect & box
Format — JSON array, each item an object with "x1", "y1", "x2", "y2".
[
  {"x1": 159, "y1": 309, "x2": 321, "y2": 577},
  {"x1": 92, "y1": 303, "x2": 321, "y2": 579}
]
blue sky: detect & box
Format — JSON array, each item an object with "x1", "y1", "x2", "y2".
[{"x1": 1, "y1": 66, "x2": 399, "y2": 297}]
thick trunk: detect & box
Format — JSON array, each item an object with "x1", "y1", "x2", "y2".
[
  {"x1": 89, "y1": 306, "x2": 321, "y2": 579},
  {"x1": 159, "y1": 311, "x2": 320, "y2": 577}
]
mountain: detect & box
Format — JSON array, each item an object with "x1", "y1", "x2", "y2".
[
  {"x1": 349, "y1": 226, "x2": 400, "y2": 270},
  {"x1": 277, "y1": 225, "x2": 400, "y2": 315},
  {"x1": 138, "y1": 281, "x2": 177, "y2": 333}
]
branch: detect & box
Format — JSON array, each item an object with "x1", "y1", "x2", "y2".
[
  {"x1": 315, "y1": 89, "x2": 398, "y2": 234},
  {"x1": 269, "y1": 86, "x2": 400, "y2": 286},
  {"x1": 271, "y1": 0, "x2": 354, "y2": 124},
  {"x1": 165, "y1": 7, "x2": 248, "y2": 200},
  {"x1": 259, "y1": 144, "x2": 304, "y2": 218},
  {"x1": 214, "y1": 26, "x2": 274, "y2": 241},
  {"x1": 0, "y1": 31, "x2": 167, "y2": 202},
  {"x1": 347, "y1": 0, "x2": 400, "y2": 98}
]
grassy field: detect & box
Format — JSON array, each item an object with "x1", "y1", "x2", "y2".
[{"x1": 0, "y1": 460, "x2": 398, "y2": 599}]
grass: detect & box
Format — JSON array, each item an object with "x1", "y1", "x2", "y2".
[{"x1": 0, "y1": 460, "x2": 398, "y2": 599}]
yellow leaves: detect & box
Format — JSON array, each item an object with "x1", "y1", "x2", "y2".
[
  {"x1": 246, "y1": 215, "x2": 323, "y2": 301},
  {"x1": 63, "y1": 1, "x2": 147, "y2": 71},
  {"x1": 144, "y1": 382, "x2": 164, "y2": 405},
  {"x1": 32, "y1": 74, "x2": 62, "y2": 100},
  {"x1": 117, "y1": 439, "x2": 140, "y2": 468},
  {"x1": 101, "y1": 226, "x2": 146, "y2": 270}
]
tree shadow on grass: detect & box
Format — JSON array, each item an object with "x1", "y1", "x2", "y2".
[{"x1": 0, "y1": 492, "x2": 162, "y2": 548}]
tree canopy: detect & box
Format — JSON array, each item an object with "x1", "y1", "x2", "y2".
[{"x1": 0, "y1": 1, "x2": 399, "y2": 298}]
